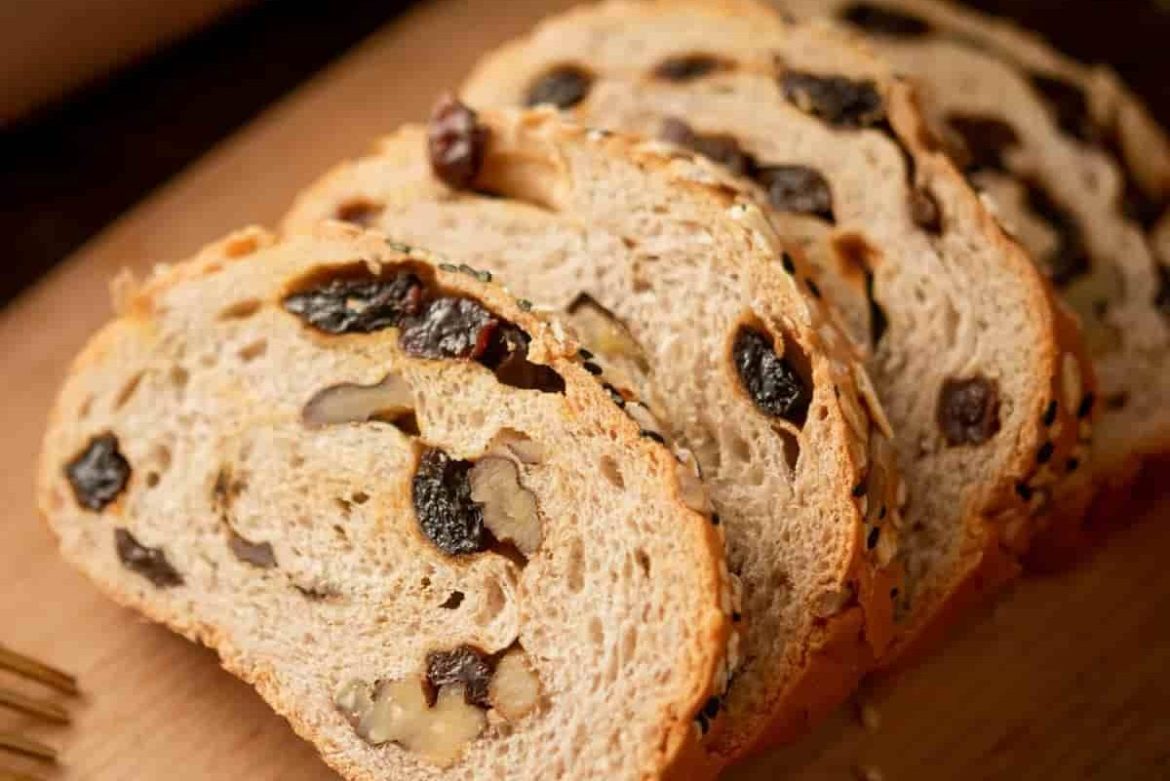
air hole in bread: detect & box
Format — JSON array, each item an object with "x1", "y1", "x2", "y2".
[
  {"x1": 218, "y1": 298, "x2": 262, "y2": 320},
  {"x1": 477, "y1": 578, "x2": 507, "y2": 623},
  {"x1": 113, "y1": 371, "x2": 144, "y2": 411},
  {"x1": 237, "y1": 339, "x2": 267, "y2": 363},
  {"x1": 564, "y1": 537, "x2": 585, "y2": 593},
  {"x1": 634, "y1": 549, "x2": 651, "y2": 579},
  {"x1": 169, "y1": 365, "x2": 189, "y2": 391},
  {"x1": 599, "y1": 455, "x2": 625, "y2": 490},
  {"x1": 588, "y1": 616, "x2": 605, "y2": 647},
  {"x1": 77, "y1": 394, "x2": 94, "y2": 419}
]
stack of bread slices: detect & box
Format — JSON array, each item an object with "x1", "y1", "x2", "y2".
[{"x1": 37, "y1": 1, "x2": 1169, "y2": 778}]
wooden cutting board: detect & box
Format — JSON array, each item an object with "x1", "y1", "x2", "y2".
[{"x1": 2, "y1": 1, "x2": 1167, "y2": 778}]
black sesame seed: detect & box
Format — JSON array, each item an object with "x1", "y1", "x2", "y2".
[
  {"x1": 878, "y1": 505, "x2": 887, "y2": 520},
  {"x1": 1077, "y1": 392, "x2": 1096, "y2": 419},
  {"x1": 732, "y1": 611, "x2": 742, "y2": 623},
  {"x1": 781, "y1": 252, "x2": 796, "y2": 274},
  {"x1": 806, "y1": 278, "x2": 822, "y2": 298},
  {"x1": 1037, "y1": 441, "x2": 1054, "y2": 464},
  {"x1": 703, "y1": 696, "x2": 722, "y2": 718},
  {"x1": 1042, "y1": 400, "x2": 1058, "y2": 427},
  {"x1": 640, "y1": 429, "x2": 667, "y2": 444},
  {"x1": 697, "y1": 713, "x2": 710, "y2": 735},
  {"x1": 1066, "y1": 457, "x2": 1080, "y2": 473},
  {"x1": 457, "y1": 263, "x2": 476, "y2": 276},
  {"x1": 475, "y1": 270, "x2": 492, "y2": 283},
  {"x1": 578, "y1": 347, "x2": 595, "y2": 360},
  {"x1": 866, "y1": 526, "x2": 880, "y2": 549},
  {"x1": 583, "y1": 361, "x2": 603, "y2": 375},
  {"x1": 852, "y1": 482, "x2": 866, "y2": 497},
  {"x1": 711, "y1": 513, "x2": 721, "y2": 526},
  {"x1": 518, "y1": 299, "x2": 534, "y2": 311},
  {"x1": 439, "y1": 262, "x2": 458, "y2": 272},
  {"x1": 1015, "y1": 481, "x2": 1034, "y2": 501}
]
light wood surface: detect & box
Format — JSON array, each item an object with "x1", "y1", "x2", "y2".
[{"x1": 1, "y1": 0, "x2": 1167, "y2": 778}]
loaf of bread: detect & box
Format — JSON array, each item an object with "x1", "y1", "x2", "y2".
[
  {"x1": 36, "y1": 223, "x2": 738, "y2": 780},
  {"x1": 778, "y1": 0, "x2": 1170, "y2": 556},
  {"x1": 284, "y1": 105, "x2": 903, "y2": 765},
  {"x1": 456, "y1": 0, "x2": 1094, "y2": 682}
]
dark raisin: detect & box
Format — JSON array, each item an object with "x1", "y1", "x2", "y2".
[
  {"x1": 733, "y1": 327, "x2": 811, "y2": 425},
  {"x1": 412, "y1": 448, "x2": 487, "y2": 556},
  {"x1": 65, "y1": 432, "x2": 131, "y2": 511},
  {"x1": 1066, "y1": 457, "x2": 1080, "y2": 473},
  {"x1": 805, "y1": 278, "x2": 822, "y2": 298},
  {"x1": 524, "y1": 64, "x2": 593, "y2": 109},
  {"x1": 780, "y1": 70, "x2": 885, "y2": 128},
  {"x1": 652, "y1": 54, "x2": 726, "y2": 82},
  {"x1": 428, "y1": 94, "x2": 488, "y2": 190},
  {"x1": 1029, "y1": 73, "x2": 1096, "y2": 143},
  {"x1": 1155, "y1": 264, "x2": 1170, "y2": 320},
  {"x1": 909, "y1": 187, "x2": 942, "y2": 233},
  {"x1": 1023, "y1": 181, "x2": 1089, "y2": 286},
  {"x1": 578, "y1": 347, "x2": 594, "y2": 360},
  {"x1": 866, "y1": 526, "x2": 880, "y2": 550},
  {"x1": 1077, "y1": 391, "x2": 1096, "y2": 420},
  {"x1": 732, "y1": 611, "x2": 742, "y2": 623},
  {"x1": 228, "y1": 531, "x2": 277, "y2": 569},
  {"x1": 702, "y1": 696, "x2": 722, "y2": 719},
  {"x1": 1120, "y1": 178, "x2": 1165, "y2": 230},
  {"x1": 1015, "y1": 482, "x2": 1034, "y2": 501},
  {"x1": 711, "y1": 513, "x2": 721, "y2": 526},
  {"x1": 582, "y1": 361, "x2": 603, "y2": 375},
  {"x1": 425, "y1": 645, "x2": 494, "y2": 707},
  {"x1": 335, "y1": 199, "x2": 384, "y2": 227},
  {"x1": 660, "y1": 117, "x2": 757, "y2": 177},
  {"x1": 115, "y1": 528, "x2": 183, "y2": 588},
  {"x1": 400, "y1": 297, "x2": 498, "y2": 361},
  {"x1": 283, "y1": 271, "x2": 424, "y2": 334},
  {"x1": 840, "y1": 2, "x2": 930, "y2": 36},
  {"x1": 946, "y1": 114, "x2": 1019, "y2": 172},
  {"x1": 937, "y1": 376, "x2": 1001, "y2": 446},
  {"x1": 440, "y1": 591, "x2": 465, "y2": 609},
  {"x1": 865, "y1": 268, "x2": 888, "y2": 346},
  {"x1": 780, "y1": 251, "x2": 796, "y2": 274},
  {"x1": 754, "y1": 165, "x2": 834, "y2": 220},
  {"x1": 1037, "y1": 441, "x2": 1054, "y2": 464},
  {"x1": 1042, "y1": 400, "x2": 1058, "y2": 427},
  {"x1": 852, "y1": 482, "x2": 866, "y2": 497}
]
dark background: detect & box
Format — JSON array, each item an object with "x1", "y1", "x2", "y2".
[{"x1": 2, "y1": 0, "x2": 1168, "y2": 307}]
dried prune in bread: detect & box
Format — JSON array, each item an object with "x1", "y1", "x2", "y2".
[
  {"x1": 946, "y1": 114, "x2": 1019, "y2": 173},
  {"x1": 65, "y1": 432, "x2": 131, "y2": 511},
  {"x1": 755, "y1": 164, "x2": 835, "y2": 219},
  {"x1": 660, "y1": 118, "x2": 758, "y2": 177},
  {"x1": 653, "y1": 54, "x2": 728, "y2": 82},
  {"x1": 840, "y1": 2, "x2": 931, "y2": 37}
]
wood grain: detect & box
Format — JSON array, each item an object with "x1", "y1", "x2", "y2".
[{"x1": 1, "y1": 0, "x2": 1167, "y2": 778}]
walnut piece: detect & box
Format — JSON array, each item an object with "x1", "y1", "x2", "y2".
[
  {"x1": 302, "y1": 372, "x2": 414, "y2": 428},
  {"x1": 334, "y1": 677, "x2": 486, "y2": 768},
  {"x1": 488, "y1": 648, "x2": 542, "y2": 722},
  {"x1": 469, "y1": 457, "x2": 542, "y2": 555}
]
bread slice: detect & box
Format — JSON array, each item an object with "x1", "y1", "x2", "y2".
[
  {"x1": 284, "y1": 106, "x2": 903, "y2": 764},
  {"x1": 456, "y1": 0, "x2": 1094, "y2": 674},
  {"x1": 36, "y1": 223, "x2": 737, "y2": 781},
  {"x1": 777, "y1": 0, "x2": 1170, "y2": 553}
]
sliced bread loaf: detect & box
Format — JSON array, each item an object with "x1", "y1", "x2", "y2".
[
  {"x1": 284, "y1": 106, "x2": 903, "y2": 763},
  {"x1": 778, "y1": 0, "x2": 1170, "y2": 542},
  {"x1": 457, "y1": 0, "x2": 1094, "y2": 672},
  {"x1": 36, "y1": 223, "x2": 736, "y2": 781}
]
